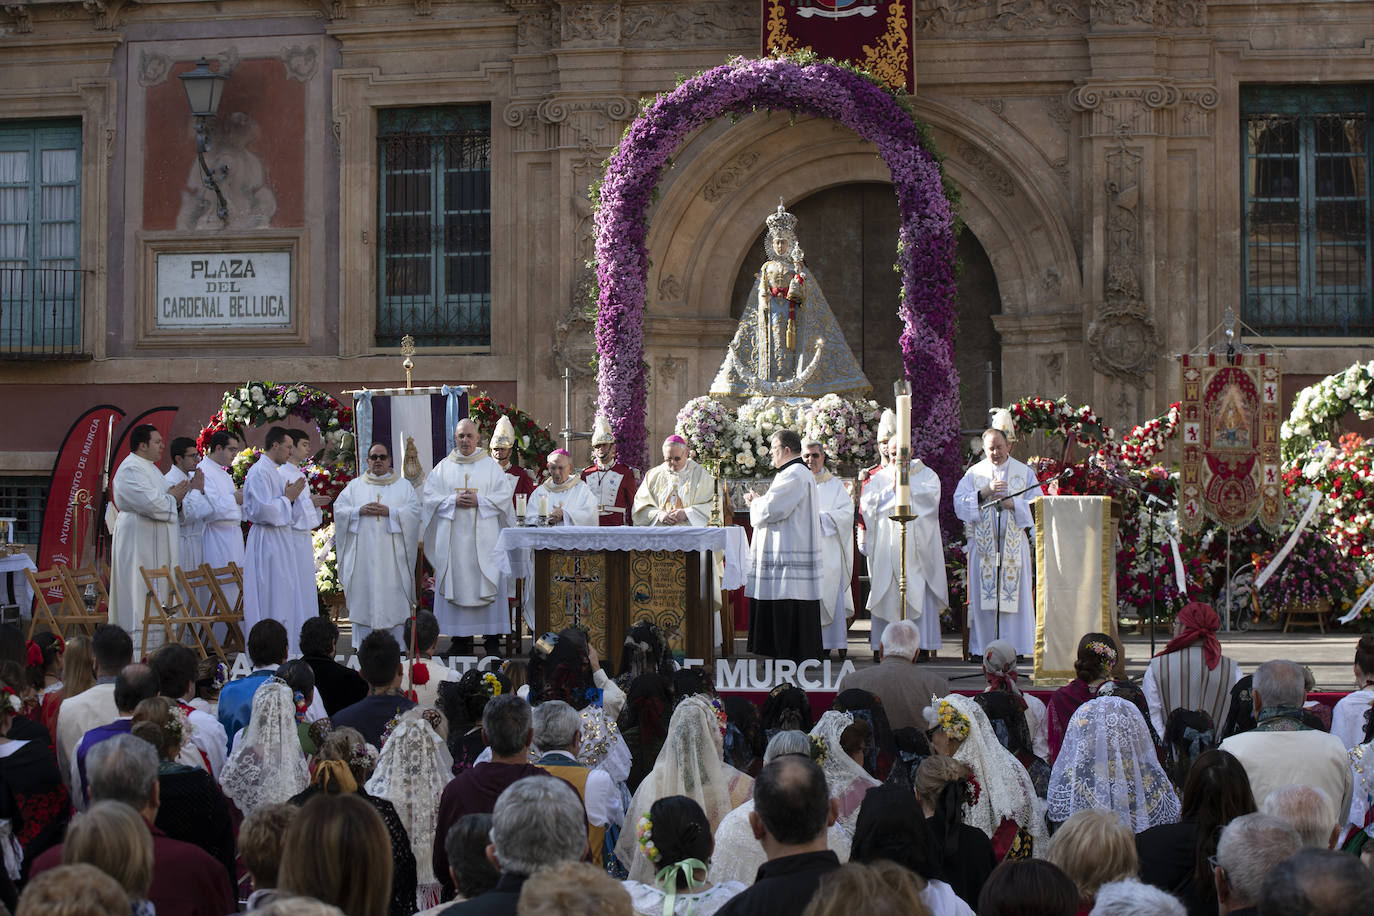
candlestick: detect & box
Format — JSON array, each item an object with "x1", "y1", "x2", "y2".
[
  {"x1": 894, "y1": 380, "x2": 912, "y2": 508},
  {"x1": 515, "y1": 493, "x2": 527, "y2": 520}
]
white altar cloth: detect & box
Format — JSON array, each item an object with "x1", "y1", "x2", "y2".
[
  {"x1": 0, "y1": 554, "x2": 36, "y2": 614},
  {"x1": 495, "y1": 525, "x2": 749, "y2": 591}
]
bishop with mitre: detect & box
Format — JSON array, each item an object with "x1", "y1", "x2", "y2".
[{"x1": 334, "y1": 440, "x2": 421, "y2": 643}]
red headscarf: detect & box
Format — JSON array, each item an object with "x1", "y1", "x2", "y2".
[{"x1": 1155, "y1": 601, "x2": 1222, "y2": 670}]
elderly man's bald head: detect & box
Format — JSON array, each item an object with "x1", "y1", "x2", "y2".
[{"x1": 454, "y1": 418, "x2": 480, "y2": 456}]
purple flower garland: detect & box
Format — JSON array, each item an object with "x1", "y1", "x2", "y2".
[{"x1": 594, "y1": 55, "x2": 961, "y2": 492}]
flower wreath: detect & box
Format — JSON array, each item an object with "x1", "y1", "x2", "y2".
[
  {"x1": 198, "y1": 381, "x2": 356, "y2": 475},
  {"x1": 637, "y1": 813, "x2": 660, "y2": 865},
  {"x1": 593, "y1": 52, "x2": 960, "y2": 477},
  {"x1": 936, "y1": 699, "x2": 970, "y2": 742},
  {"x1": 1282, "y1": 360, "x2": 1374, "y2": 462},
  {"x1": 1115, "y1": 401, "x2": 1181, "y2": 467},
  {"x1": 1008, "y1": 396, "x2": 1115, "y2": 450}
]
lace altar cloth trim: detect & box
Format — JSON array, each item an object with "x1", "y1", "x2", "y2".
[{"x1": 495, "y1": 525, "x2": 748, "y2": 591}]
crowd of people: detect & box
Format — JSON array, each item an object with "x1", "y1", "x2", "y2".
[{"x1": 0, "y1": 610, "x2": 1371, "y2": 916}]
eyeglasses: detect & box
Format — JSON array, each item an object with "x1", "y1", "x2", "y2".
[{"x1": 367, "y1": 454, "x2": 389, "y2": 461}]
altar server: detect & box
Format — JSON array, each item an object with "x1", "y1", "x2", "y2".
[
  {"x1": 279, "y1": 430, "x2": 331, "y2": 648},
  {"x1": 745, "y1": 429, "x2": 823, "y2": 662},
  {"x1": 491, "y1": 414, "x2": 536, "y2": 510},
  {"x1": 954, "y1": 415, "x2": 1043, "y2": 657},
  {"x1": 198, "y1": 431, "x2": 245, "y2": 610},
  {"x1": 243, "y1": 427, "x2": 309, "y2": 654},
  {"x1": 421, "y1": 417, "x2": 516, "y2": 658},
  {"x1": 860, "y1": 417, "x2": 948, "y2": 657},
  {"x1": 334, "y1": 441, "x2": 421, "y2": 644},
  {"x1": 110, "y1": 425, "x2": 187, "y2": 652},
  {"x1": 631, "y1": 435, "x2": 716, "y2": 526},
  {"x1": 164, "y1": 437, "x2": 210, "y2": 577},
  {"x1": 582, "y1": 415, "x2": 638, "y2": 526},
  {"x1": 802, "y1": 438, "x2": 854, "y2": 658}
]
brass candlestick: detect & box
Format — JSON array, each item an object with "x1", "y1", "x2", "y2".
[
  {"x1": 401, "y1": 334, "x2": 415, "y2": 390},
  {"x1": 889, "y1": 505, "x2": 916, "y2": 620},
  {"x1": 706, "y1": 459, "x2": 723, "y2": 527}
]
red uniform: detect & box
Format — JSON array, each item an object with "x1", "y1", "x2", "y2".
[
  {"x1": 581, "y1": 461, "x2": 638, "y2": 526},
  {"x1": 503, "y1": 463, "x2": 536, "y2": 510}
]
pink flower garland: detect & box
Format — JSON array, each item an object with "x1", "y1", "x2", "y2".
[{"x1": 593, "y1": 55, "x2": 959, "y2": 486}]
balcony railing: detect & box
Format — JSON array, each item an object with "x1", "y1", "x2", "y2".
[{"x1": 0, "y1": 267, "x2": 86, "y2": 359}]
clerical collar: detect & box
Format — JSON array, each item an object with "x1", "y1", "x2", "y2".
[
  {"x1": 449, "y1": 447, "x2": 488, "y2": 464},
  {"x1": 362, "y1": 470, "x2": 401, "y2": 485},
  {"x1": 543, "y1": 476, "x2": 579, "y2": 493},
  {"x1": 813, "y1": 468, "x2": 834, "y2": 484},
  {"x1": 779, "y1": 456, "x2": 806, "y2": 472}
]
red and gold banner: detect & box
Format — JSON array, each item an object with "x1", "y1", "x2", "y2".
[
  {"x1": 37, "y1": 405, "x2": 124, "y2": 578},
  {"x1": 1178, "y1": 354, "x2": 1283, "y2": 534},
  {"x1": 762, "y1": 1, "x2": 915, "y2": 93}
]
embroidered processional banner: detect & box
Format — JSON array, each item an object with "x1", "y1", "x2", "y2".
[
  {"x1": 761, "y1": 1, "x2": 915, "y2": 93},
  {"x1": 352, "y1": 386, "x2": 468, "y2": 477},
  {"x1": 1178, "y1": 354, "x2": 1282, "y2": 534}
]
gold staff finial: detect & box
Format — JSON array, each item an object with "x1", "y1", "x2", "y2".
[{"x1": 401, "y1": 334, "x2": 416, "y2": 390}]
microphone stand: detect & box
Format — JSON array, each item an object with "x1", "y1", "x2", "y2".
[
  {"x1": 978, "y1": 469, "x2": 1068, "y2": 643},
  {"x1": 1093, "y1": 463, "x2": 1172, "y2": 655}
]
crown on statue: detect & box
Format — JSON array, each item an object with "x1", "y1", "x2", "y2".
[{"x1": 765, "y1": 198, "x2": 799, "y2": 238}]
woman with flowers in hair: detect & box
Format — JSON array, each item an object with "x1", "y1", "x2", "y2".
[
  {"x1": 914, "y1": 755, "x2": 997, "y2": 909},
  {"x1": 808, "y1": 710, "x2": 880, "y2": 836},
  {"x1": 1046, "y1": 632, "x2": 1119, "y2": 762},
  {"x1": 219, "y1": 677, "x2": 310, "y2": 817},
  {"x1": 289, "y1": 724, "x2": 418, "y2": 916},
  {"x1": 923, "y1": 693, "x2": 1047, "y2": 862},
  {"x1": 437, "y1": 667, "x2": 510, "y2": 772},
  {"x1": 25, "y1": 633, "x2": 63, "y2": 741},
  {"x1": 129, "y1": 696, "x2": 236, "y2": 884},
  {"x1": 0, "y1": 679, "x2": 68, "y2": 880},
  {"x1": 621, "y1": 795, "x2": 745, "y2": 915},
  {"x1": 616, "y1": 694, "x2": 752, "y2": 883}
]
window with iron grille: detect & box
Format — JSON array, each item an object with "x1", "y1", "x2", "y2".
[
  {"x1": 377, "y1": 106, "x2": 491, "y2": 348},
  {"x1": 1242, "y1": 87, "x2": 1374, "y2": 337},
  {"x1": 0, "y1": 477, "x2": 48, "y2": 545},
  {"x1": 0, "y1": 120, "x2": 82, "y2": 356}
]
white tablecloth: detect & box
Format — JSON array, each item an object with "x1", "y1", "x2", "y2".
[
  {"x1": 495, "y1": 525, "x2": 749, "y2": 591},
  {"x1": 0, "y1": 554, "x2": 36, "y2": 611}
]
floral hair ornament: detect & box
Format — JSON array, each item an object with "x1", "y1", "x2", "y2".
[
  {"x1": 349, "y1": 741, "x2": 379, "y2": 773},
  {"x1": 293, "y1": 690, "x2": 309, "y2": 722},
  {"x1": 1087, "y1": 640, "x2": 1118, "y2": 669},
  {"x1": 809, "y1": 733, "x2": 830, "y2": 766},
  {"x1": 481, "y1": 672, "x2": 503, "y2": 697},
  {"x1": 24, "y1": 641, "x2": 43, "y2": 667},
  {"x1": 0, "y1": 686, "x2": 20, "y2": 714},
  {"x1": 936, "y1": 698, "x2": 970, "y2": 742},
  {"x1": 636, "y1": 812, "x2": 660, "y2": 865},
  {"x1": 962, "y1": 774, "x2": 983, "y2": 808},
  {"x1": 165, "y1": 706, "x2": 189, "y2": 750},
  {"x1": 710, "y1": 697, "x2": 727, "y2": 737},
  {"x1": 211, "y1": 661, "x2": 229, "y2": 691}
]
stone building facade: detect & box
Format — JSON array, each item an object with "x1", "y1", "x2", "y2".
[{"x1": 2, "y1": 0, "x2": 1373, "y2": 541}]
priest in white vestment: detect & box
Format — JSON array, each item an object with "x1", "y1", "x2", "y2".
[
  {"x1": 334, "y1": 441, "x2": 420, "y2": 644},
  {"x1": 523, "y1": 449, "x2": 600, "y2": 628},
  {"x1": 243, "y1": 427, "x2": 309, "y2": 655},
  {"x1": 860, "y1": 428, "x2": 948, "y2": 657},
  {"x1": 421, "y1": 418, "x2": 516, "y2": 656},
  {"x1": 745, "y1": 430, "x2": 823, "y2": 662},
  {"x1": 802, "y1": 439, "x2": 854, "y2": 656},
  {"x1": 198, "y1": 432, "x2": 245, "y2": 628},
  {"x1": 110, "y1": 425, "x2": 187, "y2": 653},
  {"x1": 164, "y1": 437, "x2": 210, "y2": 579},
  {"x1": 954, "y1": 424, "x2": 1043, "y2": 657},
  {"x1": 279, "y1": 431, "x2": 330, "y2": 648},
  {"x1": 631, "y1": 436, "x2": 716, "y2": 527}
]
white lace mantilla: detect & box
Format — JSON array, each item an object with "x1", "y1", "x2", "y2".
[{"x1": 496, "y1": 525, "x2": 748, "y2": 590}]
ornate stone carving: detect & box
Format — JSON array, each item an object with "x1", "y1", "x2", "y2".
[
  {"x1": 1069, "y1": 82, "x2": 1180, "y2": 139},
  {"x1": 505, "y1": 96, "x2": 636, "y2": 153},
  {"x1": 138, "y1": 51, "x2": 172, "y2": 88},
  {"x1": 306, "y1": 0, "x2": 348, "y2": 21},
  {"x1": 956, "y1": 141, "x2": 1015, "y2": 198},
  {"x1": 659, "y1": 356, "x2": 686, "y2": 384},
  {"x1": 2, "y1": 4, "x2": 32, "y2": 33},
  {"x1": 1045, "y1": 95, "x2": 1073, "y2": 132},
  {"x1": 622, "y1": 2, "x2": 753, "y2": 44},
  {"x1": 1089, "y1": 311, "x2": 1158, "y2": 378},
  {"x1": 702, "y1": 151, "x2": 759, "y2": 203},
  {"x1": 507, "y1": 0, "x2": 554, "y2": 49},
  {"x1": 561, "y1": 2, "x2": 618, "y2": 44},
  {"x1": 975, "y1": 97, "x2": 1005, "y2": 117},
  {"x1": 412, "y1": 0, "x2": 431, "y2": 15},
  {"x1": 1050, "y1": 156, "x2": 1070, "y2": 186},
  {"x1": 657, "y1": 274, "x2": 683, "y2": 303},
  {"x1": 281, "y1": 46, "x2": 319, "y2": 83},
  {"x1": 1089, "y1": 137, "x2": 1159, "y2": 379},
  {"x1": 83, "y1": 0, "x2": 136, "y2": 29},
  {"x1": 1041, "y1": 352, "x2": 1063, "y2": 388},
  {"x1": 1043, "y1": 268, "x2": 1062, "y2": 293},
  {"x1": 555, "y1": 155, "x2": 601, "y2": 381},
  {"x1": 1172, "y1": 86, "x2": 1220, "y2": 137},
  {"x1": 913, "y1": 0, "x2": 1201, "y2": 32},
  {"x1": 1090, "y1": 0, "x2": 1153, "y2": 27},
  {"x1": 551, "y1": 301, "x2": 598, "y2": 379}
]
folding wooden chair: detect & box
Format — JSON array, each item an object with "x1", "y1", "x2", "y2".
[
  {"x1": 205, "y1": 563, "x2": 247, "y2": 656},
  {"x1": 139, "y1": 566, "x2": 194, "y2": 653},
  {"x1": 175, "y1": 564, "x2": 225, "y2": 659},
  {"x1": 62, "y1": 565, "x2": 110, "y2": 618},
  {"x1": 24, "y1": 565, "x2": 92, "y2": 639}
]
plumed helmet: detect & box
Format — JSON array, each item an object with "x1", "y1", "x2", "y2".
[
  {"x1": 591, "y1": 414, "x2": 614, "y2": 447},
  {"x1": 491, "y1": 415, "x2": 516, "y2": 449},
  {"x1": 988, "y1": 408, "x2": 1017, "y2": 442},
  {"x1": 877, "y1": 408, "x2": 897, "y2": 443}
]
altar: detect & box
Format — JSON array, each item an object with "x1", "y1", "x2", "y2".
[{"x1": 495, "y1": 526, "x2": 748, "y2": 665}]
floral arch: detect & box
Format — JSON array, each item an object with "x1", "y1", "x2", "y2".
[{"x1": 593, "y1": 54, "x2": 960, "y2": 479}]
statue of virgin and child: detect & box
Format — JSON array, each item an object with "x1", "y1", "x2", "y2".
[{"x1": 710, "y1": 199, "x2": 871, "y2": 401}]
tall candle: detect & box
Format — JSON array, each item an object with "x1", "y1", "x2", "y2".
[{"x1": 895, "y1": 393, "x2": 912, "y2": 507}]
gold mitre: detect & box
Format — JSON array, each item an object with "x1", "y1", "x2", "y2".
[
  {"x1": 591, "y1": 414, "x2": 615, "y2": 447},
  {"x1": 989, "y1": 407, "x2": 1017, "y2": 442},
  {"x1": 877, "y1": 408, "x2": 897, "y2": 443},
  {"x1": 491, "y1": 415, "x2": 517, "y2": 449}
]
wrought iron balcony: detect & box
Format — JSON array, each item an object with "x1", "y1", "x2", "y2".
[{"x1": 0, "y1": 267, "x2": 87, "y2": 359}]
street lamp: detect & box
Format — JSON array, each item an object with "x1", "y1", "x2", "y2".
[{"x1": 179, "y1": 57, "x2": 230, "y2": 222}]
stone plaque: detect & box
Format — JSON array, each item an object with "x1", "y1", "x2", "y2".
[{"x1": 155, "y1": 251, "x2": 291, "y2": 328}]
